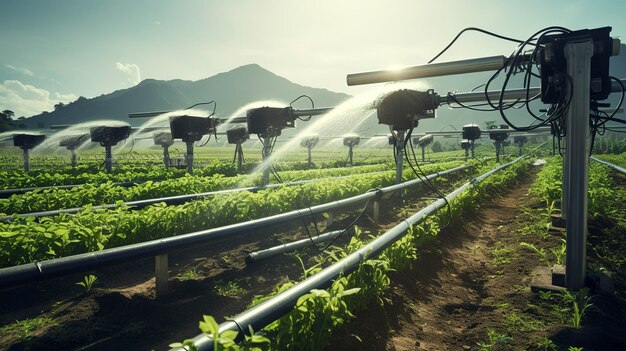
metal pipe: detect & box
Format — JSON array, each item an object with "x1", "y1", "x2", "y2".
[
  {"x1": 348, "y1": 146, "x2": 354, "y2": 166},
  {"x1": 421, "y1": 145, "x2": 426, "y2": 162},
  {"x1": 0, "y1": 181, "x2": 143, "y2": 199},
  {"x1": 307, "y1": 146, "x2": 313, "y2": 168},
  {"x1": 245, "y1": 229, "x2": 349, "y2": 263},
  {"x1": 186, "y1": 141, "x2": 194, "y2": 174},
  {"x1": 346, "y1": 56, "x2": 507, "y2": 86},
  {"x1": 0, "y1": 165, "x2": 469, "y2": 288},
  {"x1": 261, "y1": 137, "x2": 272, "y2": 185},
  {"x1": 174, "y1": 158, "x2": 522, "y2": 351},
  {"x1": 163, "y1": 146, "x2": 170, "y2": 167},
  {"x1": 292, "y1": 107, "x2": 334, "y2": 117},
  {"x1": 129, "y1": 111, "x2": 171, "y2": 118},
  {"x1": 104, "y1": 146, "x2": 112, "y2": 173},
  {"x1": 591, "y1": 156, "x2": 626, "y2": 176},
  {"x1": 23, "y1": 149, "x2": 30, "y2": 172},
  {"x1": 564, "y1": 40, "x2": 593, "y2": 291},
  {"x1": 70, "y1": 149, "x2": 77, "y2": 168},
  {"x1": 395, "y1": 131, "x2": 405, "y2": 186}
]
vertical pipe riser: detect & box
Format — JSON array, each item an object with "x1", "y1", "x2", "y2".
[
  {"x1": 564, "y1": 40, "x2": 593, "y2": 291},
  {"x1": 23, "y1": 149, "x2": 30, "y2": 172},
  {"x1": 186, "y1": 141, "x2": 194, "y2": 174},
  {"x1": 105, "y1": 146, "x2": 112, "y2": 173},
  {"x1": 262, "y1": 138, "x2": 271, "y2": 185},
  {"x1": 163, "y1": 147, "x2": 170, "y2": 167}
]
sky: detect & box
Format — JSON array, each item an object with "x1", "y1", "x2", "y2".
[{"x1": 1, "y1": 0, "x2": 625, "y2": 118}]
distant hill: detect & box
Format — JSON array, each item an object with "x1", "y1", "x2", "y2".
[{"x1": 22, "y1": 64, "x2": 352, "y2": 128}]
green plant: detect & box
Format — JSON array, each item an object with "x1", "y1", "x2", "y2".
[
  {"x1": 536, "y1": 336, "x2": 557, "y2": 351},
  {"x1": 477, "y1": 329, "x2": 513, "y2": 351},
  {"x1": 75, "y1": 274, "x2": 97, "y2": 293},
  {"x1": 568, "y1": 347, "x2": 584, "y2": 351},
  {"x1": 561, "y1": 288, "x2": 593, "y2": 328},
  {"x1": 520, "y1": 242, "x2": 552, "y2": 266},
  {"x1": 178, "y1": 269, "x2": 202, "y2": 281},
  {"x1": 0, "y1": 316, "x2": 57, "y2": 342},
  {"x1": 491, "y1": 244, "x2": 516, "y2": 266},
  {"x1": 169, "y1": 315, "x2": 269, "y2": 351},
  {"x1": 213, "y1": 280, "x2": 245, "y2": 298}
]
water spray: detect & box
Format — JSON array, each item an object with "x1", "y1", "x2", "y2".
[
  {"x1": 342, "y1": 136, "x2": 360, "y2": 166},
  {"x1": 59, "y1": 134, "x2": 90, "y2": 167},
  {"x1": 299, "y1": 135, "x2": 320, "y2": 168},
  {"x1": 226, "y1": 126, "x2": 249, "y2": 172},
  {"x1": 90, "y1": 125, "x2": 132, "y2": 173}
]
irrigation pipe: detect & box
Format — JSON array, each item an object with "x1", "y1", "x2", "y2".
[
  {"x1": 0, "y1": 165, "x2": 469, "y2": 289},
  {"x1": 591, "y1": 156, "x2": 626, "y2": 176},
  {"x1": 171, "y1": 158, "x2": 522, "y2": 351}
]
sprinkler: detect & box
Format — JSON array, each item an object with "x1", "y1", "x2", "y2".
[
  {"x1": 513, "y1": 135, "x2": 528, "y2": 156},
  {"x1": 170, "y1": 115, "x2": 217, "y2": 174},
  {"x1": 246, "y1": 106, "x2": 331, "y2": 185},
  {"x1": 90, "y1": 125, "x2": 132, "y2": 173},
  {"x1": 462, "y1": 123, "x2": 481, "y2": 159},
  {"x1": 300, "y1": 136, "x2": 320, "y2": 168},
  {"x1": 59, "y1": 134, "x2": 90, "y2": 167},
  {"x1": 377, "y1": 89, "x2": 439, "y2": 189},
  {"x1": 226, "y1": 126, "x2": 249, "y2": 173},
  {"x1": 489, "y1": 124, "x2": 510, "y2": 162},
  {"x1": 416, "y1": 134, "x2": 434, "y2": 162},
  {"x1": 153, "y1": 132, "x2": 174, "y2": 167},
  {"x1": 343, "y1": 136, "x2": 360, "y2": 166},
  {"x1": 13, "y1": 133, "x2": 46, "y2": 172}
]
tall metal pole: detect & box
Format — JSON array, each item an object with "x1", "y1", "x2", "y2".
[
  {"x1": 105, "y1": 146, "x2": 113, "y2": 173},
  {"x1": 71, "y1": 149, "x2": 77, "y2": 168},
  {"x1": 23, "y1": 149, "x2": 30, "y2": 172},
  {"x1": 494, "y1": 142, "x2": 501, "y2": 162},
  {"x1": 518, "y1": 142, "x2": 524, "y2": 157},
  {"x1": 163, "y1": 146, "x2": 170, "y2": 167},
  {"x1": 307, "y1": 146, "x2": 313, "y2": 168},
  {"x1": 186, "y1": 141, "x2": 194, "y2": 175},
  {"x1": 348, "y1": 146, "x2": 353, "y2": 166},
  {"x1": 552, "y1": 135, "x2": 556, "y2": 156},
  {"x1": 471, "y1": 140, "x2": 475, "y2": 158},
  {"x1": 262, "y1": 138, "x2": 272, "y2": 185},
  {"x1": 464, "y1": 147, "x2": 469, "y2": 161},
  {"x1": 564, "y1": 39, "x2": 593, "y2": 291},
  {"x1": 395, "y1": 131, "x2": 405, "y2": 188},
  {"x1": 236, "y1": 144, "x2": 244, "y2": 173},
  {"x1": 421, "y1": 144, "x2": 426, "y2": 162}
]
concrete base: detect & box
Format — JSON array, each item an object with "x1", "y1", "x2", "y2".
[
  {"x1": 530, "y1": 266, "x2": 566, "y2": 293},
  {"x1": 530, "y1": 264, "x2": 615, "y2": 295}
]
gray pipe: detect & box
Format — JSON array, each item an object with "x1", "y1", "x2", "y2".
[
  {"x1": 591, "y1": 156, "x2": 626, "y2": 176},
  {"x1": 245, "y1": 229, "x2": 350, "y2": 264},
  {"x1": 174, "y1": 158, "x2": 522, "y2": 351}
]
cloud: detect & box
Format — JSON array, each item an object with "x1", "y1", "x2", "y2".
[
  {"x1": 5, "y1": 64, "x2": 35, "y2": 77},
  {"x1": 115, "y1": 62, "x2": 141, "y2": 86},
  {"x1": 0, "y1": 80, "x2": 77, "y2": 117}
]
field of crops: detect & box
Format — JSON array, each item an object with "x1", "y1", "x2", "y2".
[{"x1": 0, "y1": 140, "x2": 624, "y2": 351}]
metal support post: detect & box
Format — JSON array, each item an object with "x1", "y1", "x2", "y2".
[
  {"x1": 326, "y1": 212, "x2": 334, "y2": 227},
  {"x1": 185, "y1": 141, "x2": 194, "y2": 174},
  {"x1": 105, "y1": 146, "x2": 113, "y2": 173},
  {"x1": 471, "y1": 140, "x2": 475, "y2": 158},
  {"x1": 395, "y1": 131, "x2": 405, "y2": 198},
  {"x1": 307, "y1": 146, "x2": 313, "y2": 168},
  {"x1": 23, "y1": 149, "x2": 30, "y2": 172},
  {"x1": 552, "y1": 135, "x2": 556, "y2": 156},
  {"x1": 421, "y1": 144, "x2": 426, "y2": 162},
  {"x1": 518, "y1": 142, "x2": 524, "y2": 157},
  {"x1": 348, "y1": 146, "x2": 354, "y2": 166},
  {"x1": 261, "y1": 138, "x2": 272, "y2": 185},
  {"x1": 236, "y1": 144, "x2": 244, "y2": 173},
  {"x1": 155, "y1": 254, "x2": 169, "y2": 298},
  {"x1": 464, "y1": 148, "x2": 469, "y2": 161},
  {"x1": 494, "y1": 142, "x2": 501, "y2": 162},
  {"x1": 372, "y1": 200, "x2": 380, "y2": 223},
  {"x1": 163, "y1": 146, "x2": 170, "y2": 167},
  {"x1": 70, "y1": 149, "x2": 77, "y2": 168},
  {"x1": 564, "y1": 40, "x2": 593, "y2": 290}
]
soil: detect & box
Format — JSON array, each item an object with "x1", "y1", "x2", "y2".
[{"x1": 327, "y1": 166, "x2": 626, "y2": 351}]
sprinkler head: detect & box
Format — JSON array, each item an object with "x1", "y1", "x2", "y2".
[
  {"x1": 59, "y1": 134, "x2": 90, "y2": 150},
  {"x1": 154, "y1": 131, "x2": 174, "y2": 147},
  {"x1": 170, "y1": 115, "x2": 217, "y2": 142},
  {"x1": 343, "y1": 136, "x2": 360, "y2": 147},
  {"x1": 300, "y1": 136, "x2": 320, "y2": 148},
  {"x1": 13, "y1": 133, "x2": 45, "y2": 150},
  {"x1": 246, "y1": 107, "x2": 295, "y2": 138},
  {"x1": 377, "y1": 89, "x2": 439, "y2": 130},
  {"x1": 489, "y1": 124, "x2": 510, "y2": 142},
  {"x1": 417, "y1": 134, "x2": 434, "y2": 146},
  {"x1": 462, "y1": 124, "x2": 481, "y2": 141},
  {"x1": 226, "y1": 126, "x2": 250, "y2": 145},
  {"x1": 90, "y1": 125, "x2": 132, "y2": 147}
]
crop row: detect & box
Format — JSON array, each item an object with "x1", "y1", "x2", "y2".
[
  {"x1": 0, "y1": 162, "x2": 403, "y2": 215},
  {"x1": 0, "y1": 161, "x2": 469, "y2": 268},
  {"x1": 174, "y1": 159, "x2": 532, "y2": 351},
  {"x1": 595, "y1": 151, "x2": 626, "y2": 169},
  {"x1": 529, "y1": 156, "x2": 625, "y2": 218}
]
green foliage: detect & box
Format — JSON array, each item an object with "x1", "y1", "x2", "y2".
[
  {"x1": 477, "y1": 329, "x2": 513, "y2": 351},
  {"x1": 75, "y1": 274, "x2": 97, "y2": 293},
  {"x1": 561, "y1": 288, "x2": 593, "y2": 329}
]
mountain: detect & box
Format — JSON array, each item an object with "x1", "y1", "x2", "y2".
[{"x1": 22, "y1": 64, "x2": 351, "y2": 128}]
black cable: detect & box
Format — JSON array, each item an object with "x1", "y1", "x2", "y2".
[{"x1": 290, "y1": 95, "x2": 315, "y2": 121}]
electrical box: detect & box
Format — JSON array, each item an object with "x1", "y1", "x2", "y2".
[
  {"x1": 170, "y1": 116, "x2": 216, "y2": 142},
  {"x1": 462, "y1": 124, "x2": 481, "y2": 140},
  {"x1": 377, "y1": 89, "x2": 439, "y2": 130},
  {"x1": 90, "y1": 126, "x2": 132, "y2": 146},
  {"x1": 539, "y1": 27, "x2": 616, "y2": 103},
  {"x1": 226, "y1": 127, "x2": 250, "y2": 144},
  {"x1": 247, "y1": 107, "x2": 295, "y2": 138},
  {"x1": 343, "y1": 136, "x2": 360, "y2": 147},
  {"x1": 13, "y1": 133, "x2": 45, "y2": 150}
]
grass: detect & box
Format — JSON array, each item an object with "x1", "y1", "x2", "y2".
[
  {"x1": 491, "y1": 243, "x2": 517, "y2": 266},
  {"x1": 178, "y1": 268, "x2": 202, "y2": 281},
  {"x1": 213, "y1": 279, "x2": 246, "y2": 298},
  {"x1": 0, "y1": 316, "x2": 57, "y2": 341}
]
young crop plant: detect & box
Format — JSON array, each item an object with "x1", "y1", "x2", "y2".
[
  {"x1": 561, "y1": 288, "x2": 593, "y2": 329},
  {"x1": 75, "y1": 274, "x2": 98, "y2": 293},
  {"x1": 476, "y1": 329, "x2": 513, "y2": 351}
]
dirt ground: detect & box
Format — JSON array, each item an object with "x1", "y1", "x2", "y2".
[{"x1": 327, "y1": 166, "x2": 626, "y2": 351}]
